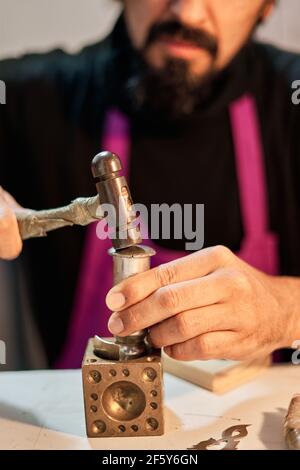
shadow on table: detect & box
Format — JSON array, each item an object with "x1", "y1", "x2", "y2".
[
  {"x1": 180, "y1": 396, "x2": 288, "y2": 450},
  {"x1": 259, "y1": 408, "x2": 287, "y2": 450},
  {"x1": 0, "y1": 401, "x2": 42, "y2": 427},
  {"x1": 88, "y1": 406, "x2": 182, "y2": 449}
]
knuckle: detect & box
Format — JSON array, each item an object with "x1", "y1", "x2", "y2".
[
  {"x1": 121, "y1": 278, "x2": 143, "y2": 302},
  {"x1": 157, "y1": 286, "x2": 181, "y2": 311},
  {"x1": 230, "y1": 269, "x2": 252, "y2": 296},
  {"x1": 155, "y1": 262, "x2": 177, "y2": 287},
  {"x1": 210, "y1": 245, "x2": 233, "y2": 265},
  {"x1": 123, "y1": 307, "x2": 138, "y2": 331},
  {"x1": 197, "y1": 335, "x2": 215, "y2": 359},
  {"x1": 148, "y1": 327, "x2": 163, "y2": 348},
  {"x1": 170, "y1": 343, "x2": 185, "y2": 360},
  {"x1": 174, "y1": 314, "x2": 190, "y2": 338}
]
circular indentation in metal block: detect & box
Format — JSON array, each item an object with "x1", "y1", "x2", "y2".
[
  {"x1": 91, "y1": 393, "x2": 98, "y2": 401},
  {"x1": 142, "y1": 367, "x2": 157, "y2": 382},
  {"x1": 92, "y1": 420, "x2": 106, "y2": 434},
  {"x1": 109, "y1": 369, "x2": 117, "y2": 377},
  {"x1": 122, "y1": 369, "x2": 130, "y2": 377},
  {"x1": 150, "y1": 402, "x2": 158, "y2": 410},
  {"x1": 119, "y1": 425, "x2": 126, "y2": 433},
  {"x1": 87, "y1": 359, "x2": 97, "y2": 363},
  {"x1": 150, "y1": 390, "x2": 158, "y2": 397},
  {"x1": 102, "y1": 381, "x2": 146, "y2": 422},
  {"x1": 90, "y1": 405, "x2": 98, "y2": 413},
  {"x1": 88, "y1": 370, "x2": 101, "y2": 384},
  {"x1": 146, "y1": 357, "x2": 155, "y2": 362},
  {"x1": 146, "y1": 418, "x2": 159, "y2": 431},
  {"x1": 131, "y1": 425, "x2": 138, "y2": 432}
]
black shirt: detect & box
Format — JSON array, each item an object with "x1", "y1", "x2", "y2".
[{"x1": 1, "y1": 15, "x2": 300, "y2": 364}]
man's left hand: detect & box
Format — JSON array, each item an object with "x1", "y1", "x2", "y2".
[{"x1": 106, "y1": 245, "x2": 299, "y2": 361}]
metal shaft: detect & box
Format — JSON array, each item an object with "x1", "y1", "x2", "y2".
[
  {"x1": 91, "y1": 152, "x2": 156, "y2": 361},
  {"x1": 17, "y1": 195, "x2": 101, "y2": 240},
  {"x1": 109, "y1": 245, "x2": 156, "y2": 360}
]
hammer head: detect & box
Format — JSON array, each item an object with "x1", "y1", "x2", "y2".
[
  {"x1": 91, "y1": 151, "x2": 142, "y2": 250},
  {"x1": 92, "y1": 151, "x2": 122, "y2": 180}
]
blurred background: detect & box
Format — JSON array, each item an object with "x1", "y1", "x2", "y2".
[{"x1": 0, "y1": 0, "x2": 300, "y2": 59}]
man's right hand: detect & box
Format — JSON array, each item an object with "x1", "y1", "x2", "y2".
[{"x1": 0, "y1": 187, "x2": 23, "y2": 260}]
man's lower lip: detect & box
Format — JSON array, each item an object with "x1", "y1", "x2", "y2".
[{"x1": 160, "y1": 38, "x2": 204, "y2": 57}]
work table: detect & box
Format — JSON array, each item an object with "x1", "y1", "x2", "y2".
[{"x1": 0, "y1": 365, "x2": 298, "y2": 450}]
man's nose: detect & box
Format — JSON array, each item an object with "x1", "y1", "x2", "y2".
[{"x1": 168, "y1": 0, "x2": 208, "y2": 26}]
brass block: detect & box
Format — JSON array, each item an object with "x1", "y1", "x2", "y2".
[{"x1": 82, "y1": 339, "x2": 164, "y2": 438}]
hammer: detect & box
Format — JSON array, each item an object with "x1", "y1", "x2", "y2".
[{"x1": 16, "y1": 151, "x2": 142, "y2": 250}]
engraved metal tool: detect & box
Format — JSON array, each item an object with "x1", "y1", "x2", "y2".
[
  {"x1": 91, "y1": 151, "x2": 142, "y2": 251},
  {"x1": 89, "y1": 151, "x2": 146, "y2": 362},
  {"x1": 284, "y1": 394, "x2": 300, "y2": 450},
  {"x1": 82, "y1": 151, "x2": 164, "y2": 438},
  {"x1": 94, "y1": 245, "x2": 156, "y2": 362}
]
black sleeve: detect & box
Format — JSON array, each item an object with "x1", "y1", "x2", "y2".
[
  {"x1": 0, "y1": 49, "x2": 74, "y2": 204},
  {"x1": 0, "y1": 47, "x2": 106, "y2": 365},
  {"x1": 0, "y1": 42, "x2": 109, "y2": 206}
]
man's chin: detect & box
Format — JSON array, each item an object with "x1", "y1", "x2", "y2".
[{"x1": 130, "y1": 56, "x2": 217, "y2": 121}]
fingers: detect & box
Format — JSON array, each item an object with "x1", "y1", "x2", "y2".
[
  {"x1": 0, "y1": 188, "x2": 23, "y2": 260},
  {"x1": 107, "y1": 270, "x2": 233, "y2": 336},
  {"x1": 164, "y1": 331, "x2": 238, "y2": 361},
  {"x1": 149, "y1": 304, "x2": 234, "y2": 348},
  {"x1": 0, "y1": 206, "x2": 22, "y2": 260},
  {"x1": 106, "y1": 245, "x2": 234, "y2": 311}
]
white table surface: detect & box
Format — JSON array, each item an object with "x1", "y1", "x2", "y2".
[{"x1": 0, "y1": 365, "x2": 298, "y2": 450}]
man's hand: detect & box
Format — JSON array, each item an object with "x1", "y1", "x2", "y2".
[
  {"x1": 106, "y1": 246, "x2": 300, "y2": 361},
  {"x1": 0, "y1": 187, "x2": 23, "y2": 260}
]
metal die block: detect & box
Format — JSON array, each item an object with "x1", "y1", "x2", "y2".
[{"x1": 82, "y1": 339, "x2": 164, "y2": 438}]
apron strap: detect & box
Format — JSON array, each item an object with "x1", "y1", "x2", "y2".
[
  {"x1": 102, "y1": 108, "x2": 131, "y2": 177},
  {"x1": 229, "y1": 94, "x2": 269, "y2": 236}
]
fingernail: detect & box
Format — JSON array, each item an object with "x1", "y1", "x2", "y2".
[
  {"x1": 106, "y1": 292, "x2": 126, "y2": 310},
  {"x1": 108, "y1": 313, "x2": 124, "y2": 335}
]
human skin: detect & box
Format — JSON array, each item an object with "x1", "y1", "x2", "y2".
[
  {"x1": 123, "y1": 0, "x2": 275, "y2": 79},
  {"x1": 106, "y1": 246, "x2": 300, "y2": 361},
  {"x1": 3, "y1": 1, "x2": 298, "y2": 363},
  {"x1": 0, "y1": 187, "x2": 23, "y2": 260},
  {"x1": 0, "y1": 0, "x2": 274, "y2": 260},
  {"x1": 104, "y1": 1, "x2": 300, "y2": 362}
]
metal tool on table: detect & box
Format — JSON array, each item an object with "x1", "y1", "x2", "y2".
[
  {"x1": 82, "y1": 151, "x2": 164, "y2": 438},
  {"x1": 13, "y1": 150, "x2": 164, "y2": 438},
  {"x1": 284, "y1": 395, "x2": 300, "y2": 450}
]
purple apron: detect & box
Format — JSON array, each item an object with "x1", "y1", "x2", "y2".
[{"x1": 56, "y1": 94, "x2": 278, "y2": 369}]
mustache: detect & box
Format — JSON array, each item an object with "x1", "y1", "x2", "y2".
[{"x1": 144, "y1": 20, "x2": 218, "y2": 58}]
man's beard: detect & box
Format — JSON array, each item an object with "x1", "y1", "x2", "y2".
[
  {"x1": 129, "y1": 57, "x2": 217, "y2": 121},
  {"x1": 125, "y1": 20, "x2": 219, "y2": 121}
]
